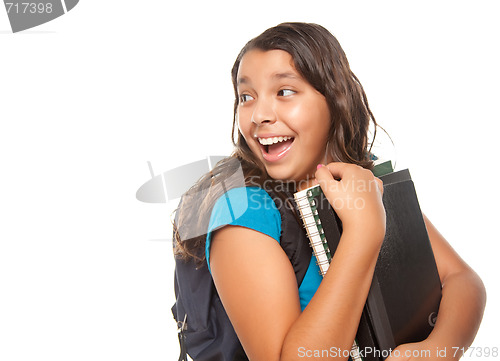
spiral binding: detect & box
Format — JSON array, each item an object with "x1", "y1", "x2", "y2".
[{"x1": 294, "y1": 187, "x2": 332, "y2": 276}]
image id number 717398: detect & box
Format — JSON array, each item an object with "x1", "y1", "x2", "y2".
[{"x1": 5, "y1": 2, "x2": 53, "y2": 14}]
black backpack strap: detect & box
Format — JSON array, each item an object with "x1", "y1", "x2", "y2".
[
  {"x1": 176, "y1": 314, "x2": 188, "y2": 361},
  {"x1": 265, "y1": 189, "x2": 312, "y2": 287}
]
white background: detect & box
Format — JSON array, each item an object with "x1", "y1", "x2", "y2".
[{"x1": 1, "y1": 1, "x2": 499, "y2": 360}]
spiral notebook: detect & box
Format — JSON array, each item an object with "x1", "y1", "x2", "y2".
[{"x1": 293, "y1": 167, "x2": 442, "y2": 361}]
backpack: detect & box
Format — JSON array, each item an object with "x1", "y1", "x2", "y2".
[{"x1": 171, "y1": 188, "x2": 312, "y2": 361}]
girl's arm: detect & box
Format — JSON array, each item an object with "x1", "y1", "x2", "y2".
[
  {"x1": 210, "y1": 163, "x2": 386, "y2": 361},
  {"x1": 387, "y1": 215, "x2": 486, "y2": 360}
]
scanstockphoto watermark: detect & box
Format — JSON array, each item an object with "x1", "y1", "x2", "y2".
[
  {"x1": 297, "y1": 346, "x2": 428, "y2": 359},
  {"x1": 297, "y1": 346, "x2": 500, "y2": 359}
]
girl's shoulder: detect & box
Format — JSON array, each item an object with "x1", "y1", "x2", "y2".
[
  {"x1": 205, "y1": 186, "x2": 283, "y2": 272},
  {"x1": 213, "y1": 186, "x2": 280, "y2": 214},
  {"x1": 209, "y1": 186, "x2": 282, "y2": 240}
]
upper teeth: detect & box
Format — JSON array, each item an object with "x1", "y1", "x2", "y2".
[{"x1": 258, "y1": 136, "x2": 292, "y2": 145}]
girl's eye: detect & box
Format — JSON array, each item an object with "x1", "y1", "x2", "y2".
[
  {"x1": 239, "y1": 94, "x2": 254, "y2": 104},
  {"x1": 278, "y1": 89, "x2": 296, "y2": 97}
]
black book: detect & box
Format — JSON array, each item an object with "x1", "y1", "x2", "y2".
[{"x1": 293, "y1": 168, "x2": 442, "y2": 360}]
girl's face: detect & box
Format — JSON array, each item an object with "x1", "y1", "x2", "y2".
[{"x1": 236, "y1": 49, "x2": 332, "y2": 183}]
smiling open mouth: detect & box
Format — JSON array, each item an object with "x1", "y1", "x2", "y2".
[{"x1": 258, "y1": 136, "x2": 295, "y2": 161}]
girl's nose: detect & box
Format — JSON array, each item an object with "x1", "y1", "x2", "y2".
[{"x1": 251, "y1": 98, "x2": 276, "y2": 125}]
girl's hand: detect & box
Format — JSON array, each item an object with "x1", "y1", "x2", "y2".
[{"x1": 315, "y1": 162, "x2": 386, "y2": 244}]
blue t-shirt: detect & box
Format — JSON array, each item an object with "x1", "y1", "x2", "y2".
[{"x1": 205, "y1": 186, "x2": 323, "y2": 311}]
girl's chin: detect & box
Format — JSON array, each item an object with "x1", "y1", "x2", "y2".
[{"x1": 265, "y1": 166, "x2": 315, "y2": 186}]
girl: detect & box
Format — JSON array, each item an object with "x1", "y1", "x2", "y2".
[{"x1": 173, "y1": 22, "x2": 486, "y2": 361}]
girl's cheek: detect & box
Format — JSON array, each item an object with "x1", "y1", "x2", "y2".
[
  {"x1": 278, "y1": 102, "x2": 302, "y2": 128},
  {"x1": 237, "y1": 109, "x2": 252, "y2": 135},
  {"x1": 236, "y1": 112, "x2": 244, "y2": 132},
  {"x1": 237, "y1": 119, "x2": 246, "y2": 138}
]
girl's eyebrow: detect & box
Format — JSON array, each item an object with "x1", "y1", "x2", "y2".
[
  {"x1": 237, "y1": 76, "x2": 250, "y2": 86},
  {"x1": 271, "y1": 71, "x2": 300, "y2": 81},
  {"x1": 237, "y1": 72, "x2": 300, "y2": 86}
]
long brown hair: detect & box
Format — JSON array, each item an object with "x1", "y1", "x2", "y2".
[{"x1": 174, "y1": 22, "x2": 377, "y2": 262}]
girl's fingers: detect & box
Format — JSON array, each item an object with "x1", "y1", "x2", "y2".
[
  {"x1": 314, "y1": 163, "x2": 340, "y2": 198},
  {"x1": 315, "y1": 161, "x2": 355, "y2": 184},
  {"x1": 314, "y1": 161, "x2": 386, "y2": 245},
  {"x1": 317, "y1": 162, "x2": 384, "y2": 193},
  {"x1": 314, "y1": 163, "x2": 335, "y2": 183},
  {"x1": 316, "y1": 162, "x2": 355, "y2": 181},
  {"x1": 315, "y1": 162, "x2": 384, "y2": 204}
]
